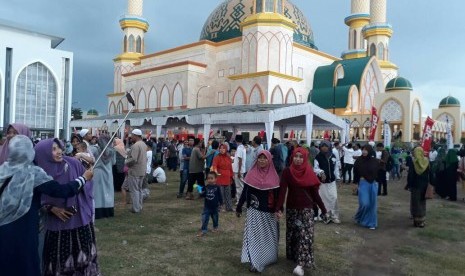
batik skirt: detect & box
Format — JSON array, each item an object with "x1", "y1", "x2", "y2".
[
  {"x1": 43, "y1": 223, "x2": 99, "y2": 276},
  {"x1": 241, "y1": 208, "x2": 279, "y2": 272},
  {"x1": 286, "y1": 208, "x2": 315, "y2": 269}
]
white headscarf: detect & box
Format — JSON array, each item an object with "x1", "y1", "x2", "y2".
[{"x1": 0, "y1": 135, "x2": 52, "y2": 226}]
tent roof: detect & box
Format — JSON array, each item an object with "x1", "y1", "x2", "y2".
[{"x1": 70, "y1": 103, "x2": 346, "y2": 130}]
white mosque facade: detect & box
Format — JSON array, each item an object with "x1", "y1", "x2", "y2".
[{"x1": 102, "y1": 0, "x2": 464, "y2": 144}]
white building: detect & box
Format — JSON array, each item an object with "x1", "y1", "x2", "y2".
[{"x1": 0, "y1": 20, "x2": 73, "y2": 139}]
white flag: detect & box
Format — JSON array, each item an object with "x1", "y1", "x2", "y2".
[
  {"x1": 446, "y1": 116, "x2": 453, "y2": 149},
  {"x1": 383, "y1": 120, "x2": 391, "y2": 147}
]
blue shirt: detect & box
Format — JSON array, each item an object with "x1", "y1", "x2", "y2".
[
  {"x1": 182, "y1": 147, "x2": 192, "y2": 171},
  {"x1": 204, "y1": 185, "x2": 223, "y2": 210}
]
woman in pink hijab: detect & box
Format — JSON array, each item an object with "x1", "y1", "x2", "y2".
[
  {"x1": 236, "y1": 150, "x2": 280, "y2": 273},
  {"x1": 0, "y1": 123, "x2": 32, "y2": 165}
]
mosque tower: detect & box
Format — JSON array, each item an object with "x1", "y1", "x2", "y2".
[
  {"x1": 342, "y1": 0, "x2": 370, "y2": 59},
  {"x1": 240, "y1": 0, "x2": 296, "y2": 76},
  {"x1": 112, "y1": 0, "x2": 149, "y2": 106},
  {"x1": 363, "y1": 0, "x2": 398, "y2": 83}
]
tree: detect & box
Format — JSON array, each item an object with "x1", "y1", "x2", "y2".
[{"x1": 71, "y1": 107, "x2": 83, "y2": 120}]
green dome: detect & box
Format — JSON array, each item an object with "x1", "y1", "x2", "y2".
[
  {"x1": 439, "y1": 96, "x2": 460, "y2": 108},
  {"x1": 200, "y1": 0, "x2": 317, "y2": 49},
  {"x1": 385, "y1": 77, "x2": 413, "y2": 92},
  {"x1": 87, "y1": 109, "x2": 99, "y2": 116}
]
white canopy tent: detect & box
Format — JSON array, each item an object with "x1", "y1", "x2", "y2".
[{"x1": 70, "y1": 103, "x2": 348, "y2": 146}]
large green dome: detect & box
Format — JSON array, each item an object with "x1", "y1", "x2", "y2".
[
  {"x1": 439, "y1": 96, "x2": 460, "y2": 108},
  {"x1": 385, "y1": 77, "x2": 413, "y2": 92},
  {"x1": 199, "y1": 0, "x2": 317, "y2": 49}
]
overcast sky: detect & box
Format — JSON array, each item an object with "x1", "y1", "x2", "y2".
[{"x1": 1, "y1": 0, "x2": 464, "y2": 116}]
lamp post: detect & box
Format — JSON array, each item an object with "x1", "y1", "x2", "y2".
[
  {"x1": 196, "y1": 85, "x2": 210, "y2": 108},
  {"x1": 332, "y1": 64, "x2": 345, "y2": 115}
]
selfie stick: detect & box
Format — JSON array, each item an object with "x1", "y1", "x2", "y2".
[{"x1": 92, "y1": 93, "x2": 136, "y2": 169}]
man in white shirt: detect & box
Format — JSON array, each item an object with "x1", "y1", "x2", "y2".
[
  {"x1": 429, "y1": 148, "x2": 438, "y2": 162},
  {"x1": 233, "y1": 135, "x2": 246, "y2": 204},
  {"x1": 342, "y1": 143, "x2": 355, "y2": 184},
  {"x1": 332, "y1": 142, "x2": 342, "y2": 181},
  {"x1": 151, "y1": 161, "x2": 167, "y2": 183}
]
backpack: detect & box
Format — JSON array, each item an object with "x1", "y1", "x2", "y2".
[{"x1": 386, "y1": 153, "x2": 394, "y2": 171}]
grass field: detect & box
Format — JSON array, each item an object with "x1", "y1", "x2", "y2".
[{"x1": 94, "y1": 171, "x2": 465, "y2": 276}]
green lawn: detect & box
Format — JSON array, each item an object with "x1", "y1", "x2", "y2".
[{"x1": 95, "y1": 172, "x2": 465, "y2": 276}]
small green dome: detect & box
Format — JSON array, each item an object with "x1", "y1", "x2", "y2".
[
  {"x1": 87, "y1": 109, "x2": 99, "y2": 116},
  {"x1": 439, "y1": 96, "x2": 460, "y2": 108},
  {"x1": 385, "y1": 77, "x2": 413, "y2": 92}
]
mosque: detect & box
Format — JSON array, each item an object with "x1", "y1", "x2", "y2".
[{"x1": 101, "y1": 0, "x2": 464, "y2": 144}]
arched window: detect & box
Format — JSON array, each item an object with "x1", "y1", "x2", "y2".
[
  {"x1": 380, "y1": 99, "x2": 402, "y2": 122},
  {"x1": 137, "y1": 88, "x2": 147, "y2": 110},
  {"x1": 173, "y1": 83, "x2": 183, "y2": 107},
  {"x1": 148, "y1": 87, "x2": 158, "y2": 109},
  {"x1": 277, "y1": 0, "x2": 283, "y2": 14},
  {"x1": 128, "y1": 35, "x2": 135, "y2": 52},
  {"x1": 160, "y1": 85, "x2": 170, "y2": 107},
  {"x1": 249, "y1": 86, "x2": 262, "y2": 105},
  {"x1": 233, "y1": 88, "x2": 246, "y2": 105},
  {"x1": 353, "y1": 30, "x2": 357, "y2": 49},
  {"x1": 377, "y1": 42, "x2": 384, "y2": 60},
  {"x1": 109, "y1": 102, "x2": 116, "y2": 114},
  {"x1": 285, "y1": 89, "x2": 297, "y2": 104},
  {"x1": 369, "y1": 43, "x2": 376, "y2": 57},
  {"x1": 136, "y1": 36, "x2": 142, "y2": 53},
  {"x1": 123, "y1": 35, "x2": 128, "y2": 52},
  {"x1": 256, "y1": 0, "x2": 263, "y2": 13},
  {"x1": 117, "y1": 101, "x2": 123, "y2": 114},
  {"x1": 271, "y1": 86, "x2": 283, "y2": 104},
  {"x1": 15, "y1": 62, "x2": 57, "y2": 129}
]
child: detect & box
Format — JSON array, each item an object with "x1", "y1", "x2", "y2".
[
  {"x1": 152, "y1": 160, "x2": 167, "y2": 184},
  {"x1": 75, "y1": 142, "x2": 92, "y2": 169},
  {"x1": 197, "y1": 172, "x2": 223, "y2": 237}
]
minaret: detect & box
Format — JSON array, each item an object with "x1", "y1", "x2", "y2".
[
  {"x1": 363, "y1": 0, "x2": 398, "y2": 83},
  {"x1": 342, "y1": 0, "x2": 370, "y2": 59},
  {"x1": 112, "y1": 0, "x2": 149, "y2": 101},
  {"x1": 240, "y1": 0, "x2": 296, "y2": 75}
]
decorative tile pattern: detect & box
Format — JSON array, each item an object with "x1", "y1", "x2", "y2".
[
  {"x1": 380, "y1": 99, "x2": 402, "y2": 122},
  {"x1": 352, "y1": 0, "x2": 369, "y2": 14},
  {"x1": 200, "y1": 0, "x2": 316, "y2": 49}
]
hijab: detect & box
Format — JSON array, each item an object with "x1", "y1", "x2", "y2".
[
  {"x1": 413, "y1": 147, "x2": 429, "y2": 175},
  {"x1": 96, "y1": 134, "x2": 114, "y2": 164},
  {"x1": 35, "y1": 138, "x2": 93, "y2": 231},
  {"x1": 0, "y1": 135, "x2": 52, "y2": 226},
  {"x1": 445, "y1": 149, "x2": 459, "y2": 169},
  {"x1": 319, "y1": 140, "x2": 332, "y2": 158},
  {"x1": 243, "y1": 150, "x2": 280, "y2": 190},
  {"x1": 288, "y1": 147, "x2": 320, "y2": 187},
  {"x1": 0, "y1": 123, "x2": 32, "y2": 165},
  {"x1": 114, "y1": 138, "x2": 127, "y2": 158}
]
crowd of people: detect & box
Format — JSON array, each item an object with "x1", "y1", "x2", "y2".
[{"x1": 1, "y1": 122, "x2": 464, "y2": 275}]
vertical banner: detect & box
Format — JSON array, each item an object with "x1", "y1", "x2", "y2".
[
  {"x1": 369, "y1": 106, "x2": 378, "y2": 141},
  {"x1": 446, "y1": 115, "x2": 454, "y2": 149},
  {"x1": 289, "y1": 130, "x2": 295, "y2": 140},
  {"x1": 383, "y1": 120, "x2": 391, "y2": 148},
  {"x1": 421, "y1": 117, "x2": 435, "y2": 155},
  {"x1": 344, "y1": 119, "x2": 351, "y2": 144}
]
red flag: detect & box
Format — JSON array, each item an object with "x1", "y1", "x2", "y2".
[
  {"x1": 289, "y1": 130, "x2": 295, "y2": 140},
  {"x1": 146, "y1": 130, "x2": 152, "y2": 140},
  {"x1": 259, "y1": 130, "x2": 265, "y2": 139},
  {"x1": 209, "y1": 129, "x2": 214, "y2": 138},
  {"x1": 369, "y1": 107, "x2": 378, "y2": 141},
  {"x1": 421, "y1": 117, "x2": 435, "y2": 156}
]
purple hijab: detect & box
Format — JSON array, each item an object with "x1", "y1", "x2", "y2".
[
  {"x1": 0, "y1": 123, "x2": 32, "y2": 165},
  {"x1": 35, "y1": 138, "x2": 94, "y2": 231}
]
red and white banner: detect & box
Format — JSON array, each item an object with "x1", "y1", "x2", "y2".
[
  {"x1": 420, "y1": 117, "x2": 435, "y2": 156},
  {"x1": 369, "y1": 106, "x2": 378, "y2": 141},
  {"x1": 323, "y1": 130, "x2": 330, "y2": 141}
]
